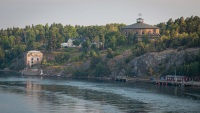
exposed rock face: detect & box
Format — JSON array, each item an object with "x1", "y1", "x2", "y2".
[
  {"x1": 9, "y1": 48, "x2": 200, "y2": 78},
  {"x1": 110, "y1": 48, "x2": 200, "y2": 77},
  {"x1": 107, "y1": 50, "x2": 132, "y2": 77}
]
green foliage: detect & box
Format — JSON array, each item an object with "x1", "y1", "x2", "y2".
[
  {"x1": 141, "y1": 35, "x2": 150, "y2": 44},
  {"x1": 148, "y1": 67, "x2": 154, "y2": 76},
  {"x1": 106, "y1": 48, "x2": 114, "y2": 58},
  {"x1": 72, "y1": 69, "x2": 88, "y2": 77},
  {"x1": 0, "y1": 48, "x2": 5, "y2": 62},
  {"x1": 90, "y1": 50, "x2": 98, "y2": 58},
  {"x1": 90, "y1": 56, "x2": 110, "y2": 77},
  {"x1": 81, "y1": 37, "x2": 91, "y2": 53},
  {"x1": 165, "y1": 52, "x2": 200, "y2": 79},
  {"x1": 90, "y1": 56, "x2": 102, "y2": 69},
  {"x1": 133, "y1": 42, "x2": 148, "y2": 56},
  {"x1": 127, "y1": 32, "x2": 134, "y2": 44},
  {"x1": 106, "y1": 35, "x2": 117, "y2": 49},
  {"x1": 94, "y1": 62, "x2": 111, "y2": 77},
  {"x1": 54, "y1": 52, "x2": 70, "y2": 64},
  {"x1": 125, "y1": 66, "x2": 133, "y2": 77},
  {"x1": 41, "y1": 57, "x2": 47, "y2": 65},
  {"x1": 1, "y1": 15, "x2": 200, "y2": 77},
  {"x1": 72, "y1": 40, "x2": 81, "y2": 46}
]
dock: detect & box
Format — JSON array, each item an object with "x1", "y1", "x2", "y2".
[
  {"x1": 114, "y1": 76, "x2": 127, "y2": 82},
  {"x1": 114, "y1": 76, "x2": 149, "y2": 82},
  {"x1": 153, "y1": 80, "x2": 200, "y2": 87}
]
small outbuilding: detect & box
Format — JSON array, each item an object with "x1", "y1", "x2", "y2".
[{"x1": 165, "y1": 75, "x2": 190, "y2": 82}]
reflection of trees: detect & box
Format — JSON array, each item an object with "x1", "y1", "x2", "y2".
[
  {"x1": 24, "y1": 82, "x2": 150, "y2": 112},
  {"x1": 0, "y1": 80, "x2": 151, "y2": 112}
]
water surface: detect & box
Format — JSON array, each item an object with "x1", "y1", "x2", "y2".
[{"x1": 0, "y1": 72, "x2": 200, "y2": 113}]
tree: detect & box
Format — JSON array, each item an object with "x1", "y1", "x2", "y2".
[
  {"x1": 9, "y1": 35, "x2": 15, "y2": 48},
  {"x1": 106, "y1": 48, "x2": 113, "y2": 58},
  {"x1": 90, "y1": 50, "x2": 98, "y2": 57},
  {"x1": 63, "y1": 25, "x2": 78, "y2": 39},
  {"x1": 1, "y1": 36, "x2": 10, "y2": 49},
  {"x1": 41, "y1": 57, "x2": 47, "y2": 65},
  {"x1": 72, "y1": 40, "x2": 81, "y2": 46},
  {"x1": 55, "y1": 52, "x2": 70, "y2": 64},
  {"x1": 141, "y1": 35, "x2": 150, "y2": 44},
  {"x1": 26, "y1": 29, "x2": 36, "y2": 50},
  {"x1": 179, "y1": 17, "x2": 186, "y2": 33},
  {"x1": 0, "y1": 48, "x2": 5, "y2": 62},
  {"x1": 93, "y1": 35, "x2": 100, "y2": 49},
  {"x1": 94, "y1": 62, "x2": 110, "y2": 77},
  {"x1": 117, "y1": 33, "x2": 127, "y2": 45},
  {"x1": 100, "y1": 34, "x2": 105, "y2": 49},
  {"x1": 127, "y1": 32, "x2": 134, "y2": 44},
  {"x1": 81, "y1": 37, "x2": 91, "y2": 53},
  {"x1": 47, "y1": 27, "x2": 59, "y2": 51},
  {"x1": 90, "y1": 56, "x2": 102, "y2": 69},
  {"x1": 149, "y1": 67, "x2": 154, "y2": 76},
  {"x1": 107, "y1": 36, "x2": 116, "y2": 49}
]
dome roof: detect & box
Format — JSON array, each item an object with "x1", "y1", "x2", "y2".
[
  {"x1": 122, "y1": 22, "x2": 159, "y2": 29},
  {"x1": 122, "y1": 18, "x2": 159, "y2": 29}
]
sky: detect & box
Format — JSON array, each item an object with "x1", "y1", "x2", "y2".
[{"x1": 1, "y1": 0, "x2": 200, "y2": 29}]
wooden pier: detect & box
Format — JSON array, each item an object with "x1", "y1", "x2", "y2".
[
  {"x1": 115, "y1": 76, "x2": 127, "y2": 82},
  {"x1": 153, "y1": 80, "x2": 200, "y2": 87}
]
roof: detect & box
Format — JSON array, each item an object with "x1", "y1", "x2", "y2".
[
  {"x1": 28, "y1": 50, "x2": 42, "y2": 53},
  {"x1": 121, "y1": 22, "x2": 159, "y2": 29},
  {"x1": 165, "y1": 75, "x2": 186, "y2": 78}
]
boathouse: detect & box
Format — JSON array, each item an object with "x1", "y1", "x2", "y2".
[{"x1": 165, "y1": 75, "x2": 189, "y2": 82}]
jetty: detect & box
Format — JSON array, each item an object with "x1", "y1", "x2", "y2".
[
  {"x1": 153, "y1": 80, "x2": 200, "y2": 87},
  {"x1": 114, "y1": 76, "x2": 127, "y2": 82}
]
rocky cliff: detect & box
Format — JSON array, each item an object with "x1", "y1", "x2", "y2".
[{"x1": 108, "y1": 48, "x2": 200, "y2": 77}]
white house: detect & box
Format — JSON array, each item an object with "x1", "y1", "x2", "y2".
[
  {"x1": 61, "y1": 43, "x2": 68, "y2": 48},
  {"x1": 61, "y1": 38, "x2": 85, "y2": 48}
]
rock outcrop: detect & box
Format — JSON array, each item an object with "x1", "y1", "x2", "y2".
[{"x1": 109, "y1": 48, "x2": 200, "y2": 77}]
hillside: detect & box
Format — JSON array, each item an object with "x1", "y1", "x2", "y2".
[
  {"x1": 0, "y1": 16, "x2": 200, "y2": 79},
  {"x1": 119, "y1": 48, "x2": 200, "y2": 78},
  {"x1": 72, "y1": 47, "x2": 200, "y2": 79}
]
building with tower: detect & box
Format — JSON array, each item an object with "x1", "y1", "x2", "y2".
[{"x1": 121, "y1": 17, "x2": 160, "y2": 38}]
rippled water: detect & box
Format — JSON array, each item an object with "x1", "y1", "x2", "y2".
[{"x1": 0, "y1": 72, "x2": 200, "y2": 113}]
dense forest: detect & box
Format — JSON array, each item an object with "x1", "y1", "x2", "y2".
[
  {"x1": 0, "y1": 23, "x2": 126, "y2": 68},
  {"x1": 0, "y1": 16, "x2": 200, "y2": 78}
]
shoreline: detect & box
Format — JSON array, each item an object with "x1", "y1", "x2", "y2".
[{"x1": 1, "y1": 70, "x2": 200, "y2": 87}]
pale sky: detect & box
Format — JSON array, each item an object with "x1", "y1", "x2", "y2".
[{"x1": 1, "y1": 0, "x2": 200, "y2": 29}]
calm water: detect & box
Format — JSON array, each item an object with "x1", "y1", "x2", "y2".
[{"x1": 0, "y1": 72, "x2": 200, "y2": 113}]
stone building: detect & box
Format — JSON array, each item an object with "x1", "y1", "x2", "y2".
[
  {"x1": 121, "y1": 18, "x2": 160, "y2": 38},
  {"x1": 25, "y1": 50, "x2": 43, "y2": 67}
]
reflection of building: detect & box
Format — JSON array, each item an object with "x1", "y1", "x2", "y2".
[
  {"x1": 25, "y1": 50, "x2": 43, "y2": 67},
  {"x1": 26, "y1": 81, "x2": 42, "y2": 91},
  {"x1": 121, "y1": 18, "x2": 160, "y2": 38}
]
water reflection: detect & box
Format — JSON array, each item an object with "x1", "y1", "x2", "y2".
[
  {"x1": 0, "y1": 76, "x2": 200, "y2": 113},
  {"x1": 0, "y1": 78, "x2": 152, "y2": 113}
]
